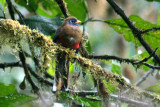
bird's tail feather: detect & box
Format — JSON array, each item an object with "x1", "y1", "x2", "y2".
[{"x1": 55, "y1": 52, "x2": 69, "y2": 91}]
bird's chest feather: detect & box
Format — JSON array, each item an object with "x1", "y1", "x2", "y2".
[{"x1": 59, "y1": 25, "x2": 82, "y2": 49}]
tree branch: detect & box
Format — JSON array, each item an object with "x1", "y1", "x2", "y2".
[
  {"x1": 106, "y1": 0, "x2": 160, "y2": 65},
  {"x1": 88, "y1": 53, "x2": 160, "y2": 70},
  {"x1": 0, "y1": 19, "x2": 160, "y2": 101},
  {"x1": 57, "y1": 90, "x2": 152, "y2": 106},
  {"x1": 18, "y1": 49, "x2": 39, "y2": 94},
  {"x1": 55, "y1": 0, "x2": 69, "y2": 18},
  {"x1": 141, "y1": 27, "x2": 160, "y2": 34},
  {"x1": 0, "y1": 61, "x2": 54, "y2": 86},
  {"x1": 135, "y1": 69, "x2": 155, "y2": 86},
  {"x1": 6, "y1": 0, "x2": 15, "y2": 20},
  {"x1": 27, "y1": 64, "x2": 53, "y2": 86}
]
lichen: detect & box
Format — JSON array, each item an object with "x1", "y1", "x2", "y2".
[{"x1": 0, "y1": 19, "x2": 160, "y2": 101}]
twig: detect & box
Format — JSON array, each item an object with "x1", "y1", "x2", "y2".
[
  {"x1": 0, "y1": 61, "x2": 21, "y2": 68},
  {"x1": 82, "y1": 18, "x2": 105, "y2": 25},
  {"x1": 18, "y1": 49, "x2": 39, "y2": 94},
  {"x1": 57, "y1": 90, "x2": 152, "y2": 106},
  {"x1": 27, "y1": 64, "x2": 53, "y2": 86},
  {"x1": 88, "y1": 54, "x2": 160, "y2": 70},
  {"x1": 0, "y1": 61, "x2": 54, "y2": 85},
  {"x1": 110, "y1": 94, "x2": 152, "y2": 106},
  {"x1": 18, "y1": 51, "x2": 49, "y2": 106},
  {"x1": 6, "y1": 0, "x2": 15, "y2": 20},
  {"x1": 141, "y1": 27, "x2": 160, "y2": 34},
  {"x1": 134, "y1": 48, "x2": 158, "y2": 64},
  {"x1": 106, "y1": 0, "x2": 160, "y2": 65},
  {"x1": 55, "y1": 0, "x2": 69, "y2": 18},
  {"x1": 44, "y1": 71, "x2": 54, "y2": 80},
  {"x1": 12, "y1": 5, "x2": 25, "y2": 24},
  {"x1": 135, "y1": 69, "x2": 155, "y2": 86},
  {"x1": 122, "y1": 69, "x2": 155, "y2": 95}
]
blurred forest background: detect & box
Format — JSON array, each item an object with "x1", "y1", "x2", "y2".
[{"x1": 0, "y1": 0, "x2": 160, "y2": 107}]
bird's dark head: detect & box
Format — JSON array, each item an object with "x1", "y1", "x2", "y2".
[{"x1": 64, "y1": 17, "x2": 81, "y2": 26}]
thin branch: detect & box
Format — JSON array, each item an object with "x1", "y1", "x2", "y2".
[
  {"x1": 82, "y1": 18, "x2": 105, "y2": 25},
  {"x1": 110, "y1": 94, "x2": 152, "y2": 106},
  {"x1": 106, "y1": 0, "x2": 160, "y2": 65},
  {"x1": 18, "y1": 49, "x2": 39, "y2": 94},
  {"x1": 135, "y1": 69, "x2": 155, "y2": 86},
  {"x1": 122, "y1": 69, "x2": 155, "y2": 95},
  {"x1": 57, "y1": 90, "x2": 152, "y2": 106},
  {"x1": 0, "y1": 61, "x2": 54, "y2": 85},
  {"x1": 6, "y1": 0, "x2": 15, "y2": 20},
  {"x1": 106, "y1": 0, "x2": 139, "y2": 33},
  {"x1": 141, "y1": 27, "x2": 160, "y2": 34},
  {"x1": 83, "y1": 18, "x2": 160, "y2": 35},
  {"x1": 44, "y1": 71, "x2": 54, "y2": 80},
  {"x1": 88, "y1": 54, "x2": 160, "y2": 70},
  {"x1": 55, "y1": 0, "x2": 69, "y2": 18},
  {"x1": 12, "y1": 5, "x2": 25, "y2": 24},
  {"x1": 27, "y1": 65, "x2": 53, "y2": 86},
  {"x1": 134, "y1": 48, "x2": 158, "y2": 64},
  {"x1": 0, "y1": 62, "x2": 21, "y2": 68}
]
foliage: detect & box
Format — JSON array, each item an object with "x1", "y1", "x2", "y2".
[
  {"x1": 106, "y1": 15, "x2": 160, "y2": 54},
  {"x1": 19, "y1": 15, "x2": 63, "y2": 35},
  {"x1": 0, "y1": 83, "x2": 35, "y2": 107},
  {"x1": 0, "y1": 0, "x2": 160, "y2": 106},
  {"x1": 60, "y1": 92, "x2": 102, "y2": 107}
]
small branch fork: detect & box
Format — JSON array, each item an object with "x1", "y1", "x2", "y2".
[
  {"x1": 88, "y1": 48, "x2": 160, "y2": 69},
  {"x1": 106, "y1": 0, "x2": 160, "y2": 64}
]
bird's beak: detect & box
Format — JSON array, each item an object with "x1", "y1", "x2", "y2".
[{"x1": 76, "y1": 20, "x2": 81, "y2": 24}]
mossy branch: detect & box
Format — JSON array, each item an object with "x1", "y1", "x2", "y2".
[{"x1": 0, "y1": 19, "x2": 159, "y2": 101}]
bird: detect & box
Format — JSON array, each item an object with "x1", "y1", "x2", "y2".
[{"x1": 53, "y1": 17, "x2": 82, "y2": 91}]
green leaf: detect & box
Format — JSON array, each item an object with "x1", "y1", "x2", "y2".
[
  {"x1": 133, "y1": 51, "x2": 153, "y2": 70},
  {"x1": 146, "y1": 81, "x2": 160, "y2": 93},
  {"x1": 0, "y1": 0, "x2": 6, "y2": 10},
  {"x1": 69, "y1": 62, "x2": 74, "y2": 73},
  {"x1": 15, "y1": 0, "x2": 39, "y2": 12},
  {"x1": 111, "y1": 64, "x2": 121, "y2": 76},
  {"x1": 47, "y1": 60, "x2": 55, "y2": 76},
  {"x1": 0, "y1": 83, "x2": 35, "y2": 107},
  {"x1": 60, "y1": 92, "x2": 102, "y2": 107},
  {"x1": 38, "y1": 0, "x2": 63, "y2": 18},
  {"x1": 104, "y1": 80, "x2": 117, "y2": 93},
  {"x1": 0, "y1": 83, "x2": 17, "y2": 97},
  {"x1": 0, "y1": 93, "x2": 35, "y2": 107},
  {"x1": 157, "y1": 6, "x2": 160, "y2": 25},
  {"x1": 36, "y1": 6, "x2": 54, "y2": 18},
  {"x1": 65, "y1": 0, "x2": 87, "y2": 21},
  {"x1": 19, "y1": 15, "x2": 63, "y2": 35},
  {"x1": 86, "y1": 41, "x2": 91, "y2": 54},
  {"x1": 106, "y1": 15, "x2": 160, "y2": 54}
]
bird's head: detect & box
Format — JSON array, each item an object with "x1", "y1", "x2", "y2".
[{"x1": 63, "y1": 17, "x2": 81, "y2": 26}]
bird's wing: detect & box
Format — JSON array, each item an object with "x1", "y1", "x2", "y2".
[{"x1": 53, "y1": 27, "x2": 62, "y2": 43}]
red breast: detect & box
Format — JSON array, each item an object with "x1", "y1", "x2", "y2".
[{"x1": 58, "y1": 24, "x2": 82, "y2": 49}]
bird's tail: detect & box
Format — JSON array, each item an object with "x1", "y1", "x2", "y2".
[{"x1": 54, "y1": 52, "x2": 69, "y2": 91}]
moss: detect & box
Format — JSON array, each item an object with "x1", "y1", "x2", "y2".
[{"x1": 0, "y1": 19, "x2": 160, "y2": 101}]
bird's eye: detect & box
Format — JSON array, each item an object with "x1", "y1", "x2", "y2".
[
  {"x1": 69, "y1": 19, "x2": 78, "y2": 25},
  {"x1": 71, "y1": 20, "x2": 75, "y2": 23}
]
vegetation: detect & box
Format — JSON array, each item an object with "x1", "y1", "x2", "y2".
[{"x1": 0, "y1": 0, "x2": 160, "y2": 106}]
